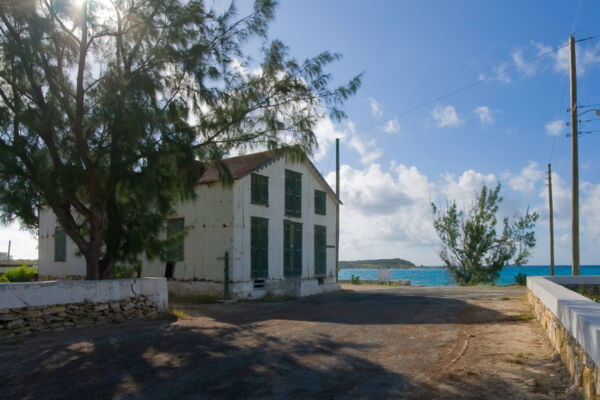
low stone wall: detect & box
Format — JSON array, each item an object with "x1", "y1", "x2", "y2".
[
  {"x1": 0, "y1": 278, "x2": 168, "y2": 339},
  {"x1": 0, "y1": 295, "x2": 157, "y2": 339},
  {"x1": 527, "y1": 276, "x2": 600, "y2": 400}
]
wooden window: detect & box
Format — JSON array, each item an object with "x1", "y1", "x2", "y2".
[
  {"x1": 54, "y1": 227, "x2": 66, "y2": 262},
  {"x1": 314, "y1": 190, "x2": 326, "y2": 215},
  {"x1": 284, "y1": 169, "x2": 302, "y2": 218},
  {"x1": 251, "y1": 217, "x2": 269, "y2": 279},
  {"x1": 166, "y1": 218, "x2": 185, "y2": 262},
  {"x1": 284, "y1": 220, "x2": 302, "y2": 277},
  {"x1": 314, "y1": 225, "x2": 326, "y2": 276},
  {"x1": 251, "y1": 173, "x2": 269, "y2": 205}
]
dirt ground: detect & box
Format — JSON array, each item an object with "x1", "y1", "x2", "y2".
[{"x1": 2, "y1": 285, "x2": 581, "y2": 400}]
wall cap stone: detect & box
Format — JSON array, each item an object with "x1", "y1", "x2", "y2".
[
  {"x1": 527, "y1": 276, "x2": 600, "y2": 366},
  {"x1": 0, "y1": 278, "x2": 168, "y2": 311}
]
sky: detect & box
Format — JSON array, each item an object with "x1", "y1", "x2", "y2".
[{"x1": 2, "y1": 0, "x2": 600, "y2": 266}]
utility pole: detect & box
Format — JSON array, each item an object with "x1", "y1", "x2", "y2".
[
  {"x1": 548, "y1": 164, "x2": 555, "y2": 276},
  {"x1": 569, "y1": 36, "x2": 580, "y2": 276},
  {"x1": 6, "y1": 240, "x2": 10, "y2": 264},
  {"x1": 335, "y1": 138, "x2": 340, "y2": 282}
]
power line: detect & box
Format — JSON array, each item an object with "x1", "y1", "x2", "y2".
[{"x1": 347, "y1": 37, "x2": 597, "y2": 137}]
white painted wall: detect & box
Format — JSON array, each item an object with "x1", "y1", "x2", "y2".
[
  {"x1": 38, "y1": 207, "x2": 86, "y2": 278},
  {"x1": 141, "y1": 183, "x2": 233, "y2": 281},
  {"x1": 0, "y1": 277, "x2": 168, "y2": 311},
  {"x1": 528, "y1": 276, "x2": 600, "y2": 366},
  {"x1": 232, "y1": 158, "x2": 337, "y2": 283},
  {"x1": 37, "y1": 156, "x2": 338, "y2": 291}
]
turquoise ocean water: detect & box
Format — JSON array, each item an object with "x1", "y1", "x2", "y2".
[{"x1": 338, "y1": 265, "x2": 600, "y2": 286}]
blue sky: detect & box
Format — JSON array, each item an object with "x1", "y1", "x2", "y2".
[{"x1": 2, "y1": 0, "x2": 600, "y2": 266}]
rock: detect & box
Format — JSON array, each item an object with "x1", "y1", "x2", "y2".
[
  {"x1": 43, "y1": 305, "x2": 66, "y2": 315},
  {"x1": 0, "y1": 313, "x2": 20, "y2": 322},
  {"x1": 6, "y1": 319, "x2": 24, "y2": 329},
  {"x1": 94, "y1": 303, "x2": 109, "y2": 312},
  {"x1": 25, "y1": 310, "x2": 43, "y2": 318},
  {"x1": 109, "y1": 302, "x2": 121, "y2": 312},
  {"x1": 524, "y1": 378, "x2": 536, "y2": 386}
]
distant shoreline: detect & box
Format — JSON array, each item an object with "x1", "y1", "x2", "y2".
[{"x1": 339, "y1": 264, "x2": 600, "y2": 270}]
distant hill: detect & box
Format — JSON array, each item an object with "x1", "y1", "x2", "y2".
[{"x1": 339, "y1": 258, "x2": 417, "y2": 269}]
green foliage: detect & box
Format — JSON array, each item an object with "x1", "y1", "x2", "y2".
[
  {"x1": 0, "y1": 0, "x2": 360, "y2": 279},
  {"x1": 350, "y1": 274, "x2": 360, "y2": 285},
  {"x1": 110, "y1": 264, "x2": 139, "y2": 279},
  {"x1": 0, "y1": 274, "x2": 9, "y2": 283},
  {"x1": 514, "y1": 272, "x2": 527, "y2": 286},
  {"x1": 431, "y1": 184, "x2": 538, "y2": 286},
  {"x1": 3, "y1": 266, "x2": 38, "y2": 282}
]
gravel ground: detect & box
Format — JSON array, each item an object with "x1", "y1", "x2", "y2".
[{"x1": 1, "y1": 285, "x2": 581, "y2": 399}]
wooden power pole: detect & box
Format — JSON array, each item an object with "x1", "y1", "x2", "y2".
[
  {"x1": 335, "y1": 138, "x2": 340, "y2": 281},
  {"x1": 548, "y1": 164, "x2": 555, "y2": 276},
  {"x1": 569, "y1": 36, "x2": 580, "y2": 276}
]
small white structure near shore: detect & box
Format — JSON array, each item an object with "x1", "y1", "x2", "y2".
[{"x1": 38, "y1": 150, "x2": 340, "y2": 299}]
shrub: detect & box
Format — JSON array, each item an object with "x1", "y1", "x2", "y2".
[
  {"x1": 0, "y1": 274, "x2": 9, "y2": 283},
  {"x1": 111, "y1": 265, "x2": 137, "y2": 279},
  {"x1": 514, "y1": 272, "x2": 527, "y2": 286},
  {"x1": 3, "y1": 266, "x2": 38, "y2": 282},
  {"x1": 350, "y1": 274, "x2": 360, "y2": 285}
]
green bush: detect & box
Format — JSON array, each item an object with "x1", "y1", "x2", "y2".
[
  {"x1": 514, "y1": 272, "x2": 527, "y2": 286},
  {"x1": 3, "y1": 266, "x2": 38, "y2": 282},
  {"x1": 350, "y1": 274, "x2": 360, "y2": 285},
  {"x1": 0, "y1": 274, "x2": 9, "y2": 283},
  {"x1": 110, "y1": 262, "x2": 141, "y2": 279}
]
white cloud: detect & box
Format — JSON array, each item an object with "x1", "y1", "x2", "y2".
[
  {"x1": 348, "y1": 136, "x2": 382, "y2": 165},
  {"x1": 312, "y1": 117, "x2": 348, "y2": 161},
  {"x1": 0, "y1": 221, "x2": 37, "y2": 259},
  {"x1": 432, "y1": 105, "x2": 464, "y2": 128},
  {"x1": 473, "y1": 106, "x2": 495, "y2": 125},
  {"x1": 512, "y1": 48, "x2": 536, "y2": 77},
  {"x1": 545, "y1": 119, "x2": 566, "y2": 136},
  {"x1": 553, "y1": 41, "x2": 600, "y2": 75},
  {"x1": 368, "y1": 97, "x2": 383, "y2": 117},
  {"x1": 381, "y1": 118, "x2": 400, "y2": 134},
  {"x1": 507, "y1": 161, "x2": 543, "y2": 194}
]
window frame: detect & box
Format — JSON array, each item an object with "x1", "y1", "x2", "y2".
[
  {"x1": 283, "y1": 220, "x2": 302, "y2": 277},
  {"x1": 284, "y1": 169, "x2": 302, "y2": 218},
  {"x1": 54, "y1": 227, "x2": 66, "y2": 262},
  {"x1": 166, "y1": 218, "x2": 185, "y2": 262},
  {"x1": 251, "y1": 217, "x2": 269, "y2": 279},
  {"x1": 314, "y1": 225, "x2": 326, "y2": 277},
  {"x1": 314, "y1": 190, "x2": 326, "y2": 215},
  {"x1": 251, "y1": 173, "x2": 269, "y2": 206}
]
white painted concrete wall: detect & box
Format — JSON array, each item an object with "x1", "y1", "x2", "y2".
[
  {"x1": 38, "y1": 207, "x2": 86, "y2": 278},
  {"x1": 232, "y1": 158, "x2": 337, "y2": 283},
  {"x1": 141, "y1": 183, "x2": 233, "y2": 281},
  {"x1": 0, "y1": 277, "x2": 168, "y2": 311},
  {"x1": 527, "y1": 276, "x2": 600, "y2": 366}
]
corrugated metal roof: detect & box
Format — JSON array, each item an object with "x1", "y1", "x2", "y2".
[
  {"x1": 197, "y1": 149, "x2": 341, "y2": 204},
  {"x1": 197, "y1": 149, "x2": 283, "y2": 184}
]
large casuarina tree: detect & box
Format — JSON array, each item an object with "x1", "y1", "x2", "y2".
[
  {"x1": 0, "y1": 0, "x2": 361, "y2": 279},
  {"x1": 431, "y1": 184, "x2": 538, "y2": 285}
]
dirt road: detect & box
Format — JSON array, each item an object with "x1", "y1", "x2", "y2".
[{"x1": 2, "y1": 286, "x2": 580, "y2": 399}]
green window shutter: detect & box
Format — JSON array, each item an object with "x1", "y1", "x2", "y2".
[
  {"x1": 284, "y1": 221, "x2": 292, "y2": 277},
  {"x1": 54, "y1": 227, "x2": 66, "y2": 262},
  {"x1": 251, "y1": 217, "x2": 269, "y2": 278},
  {"x1": 293, "y1": 222, "x2": 302, "y2": 277},
  {"x1": 167, "y1": 218, "x2": 185, "y2": 262},
  {"x1": 283, "y1": 220, "x2": 302, "y2": 277},
  {"x1": 314, "y1": 190, "x2": 326, "y2": 215},
  {"x1": 285, "y1": 170, "x2": 302, "y2": 217},
  {"x1": 314, "y1": 225, "x2": 326, "y2": 276},
  {"x1": 251, "y1": 174, "x2": 269, "y2": 205}
]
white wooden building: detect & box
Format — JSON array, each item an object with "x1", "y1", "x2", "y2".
[{"x1": 38, "y1": 150, "x2": 340, "y2": 299}]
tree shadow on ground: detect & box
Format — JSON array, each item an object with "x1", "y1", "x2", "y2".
[
  {"x1": 1, "y1": 319, "x2": 577, "y2": 400},
  {"x1": 182, "y1": 290, "x2": 512, "y2": 327}
]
